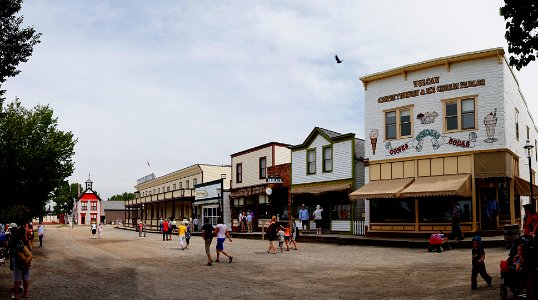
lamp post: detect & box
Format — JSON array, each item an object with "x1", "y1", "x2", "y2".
[{"x1": 524, "y1": 140, "x2": 535, "y2": 207}]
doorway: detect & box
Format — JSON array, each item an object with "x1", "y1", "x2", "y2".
[{"x1": 479, "y1": 187, "x2": 498, "y2": 230}]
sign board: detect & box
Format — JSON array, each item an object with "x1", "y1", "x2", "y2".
[
  {"x1": 266, "y1": 176, "x2": 283, "y2": 184},
  {"x1": 137, "y1": 173, "x2": 156, "y2": 185},
  {"x1": 195, "y1": 182, "x2": 221, "y2": 201}
]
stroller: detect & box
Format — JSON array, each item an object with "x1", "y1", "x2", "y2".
[
  {"x1": 428, "y1": 232, "x2": 450, "y2": 252},
  {"x1": 500, "y1": 236, "x2": 533, "y2": 299}
]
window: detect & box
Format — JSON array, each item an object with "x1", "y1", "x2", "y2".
[
  {"x1": 186, "y1": 180, "x2": 190, "y2": 189},
  {"x1": 370, "y1": 199, "x2": 415, "y2": 223},
  {"x1": 153, "y1": 189, "x2": 156, "y2": 194},
  {"x1": 307, "y1": 149, "x2": 316, "y2": 174},
  {"x1": 443, "y1": 97, "x2": 476, "y2": 132},
  {"x1": 323, "y1": 146, "x2": 333, "y2": 172},
  {"x1": 81, "y1": 201, "x2": 88, "y2": 210},
  {"x1": 90, "y1": 202, "x2": 97, "y2": 211},
  {"x1": 259, "y1": 157, "x2": 267, "y2": 179},
  {"x1": 193, "y1": 178, "x2": 197, "y2": 186},
  {"x1": 173, "y1": 184, "x2": 176, "y2": 190},
  {"x1": 385, "y1": 106, "x2": 413, "y2": 139},
  {"x1": 158, "y1": 188, "x2": 160, "y2": 193},
  {"x1": 516, "y1": 109, "x2": 519, "y2": 141},
  {"x1": 179, "y1": 182, "x2": 183, "y2": 189},
  {"x1": 527, "y1": 126, "x2": 530, "y2": 140},
  {"x1": 236, "y1": 163, "x2": 242, "y2": 183},
  {"x1": 167, "y1": 186, "x2": 170, "y2": 192}
]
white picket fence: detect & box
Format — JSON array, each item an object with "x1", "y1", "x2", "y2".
[{"x1": 353, "y1": 220, "x2": 366, "y2": 236}]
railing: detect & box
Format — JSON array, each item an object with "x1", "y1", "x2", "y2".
[{"x1": 353, "y1": 220, "x2": 366, "y2": 236}]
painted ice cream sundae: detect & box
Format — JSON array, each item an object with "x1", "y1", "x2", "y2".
[
  {"x1": 484, "y1": 108, "x2": 497, "y2": 143},
  {"x1": 369, "y1": 129, "x2": 379, "y2": 155}
]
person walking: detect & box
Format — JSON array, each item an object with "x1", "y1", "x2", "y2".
[
  {"x1": 471, "y1": 236, "x2": 492, "y2": 290},
  {"x1": 185, "y1": 221, "x2": 192, "y2": 249},
  {"x1": 289, "y1": 219, "x2": 298, "y2": 250},
  {"x1": 25, "y1": 224, "x2": 34, "y2": 251},
  {"x1": 523, "y1": 203, "x2": 538, "y2": 237},
  {"x1": 214, "y1": 218, "x2": 233, "y2": 263},
  {"x1": 313, "y1": 205, "x2": 323, "y2": 235},
  {"x1": 450, "y1": 202, "x2": 464, "y2": 240},
  {"x1": 97, "y1": 223, "x2": 103, "y2": 239},
  {"x1": 37, "y1": 223, "x2": 44, "y2": 248},
  {"x1": 201, "y1": 218, "x2": 214, "y2": 266},
  {"x1": 266, "y1": 216, "x2": 277, "y2": 254},
  {"x1": 193, "y1": 217, "x2": 199, "y2": 232},
  {"x1": 299, "y1": 204, "x2": 309, "y2": 233},
  {"x1": 178, "y1": 221, "x2": 187, "y2": 250},
  {"x1": 138, "y1": 222, "x2": 143, "y2": 237},
  {"x1": 168, "y1": 218, "x2": 175, "y2": 241},
  {"x1": 91, "y1": 222, "x2": 97, "y2": 239},
  {"x1": 10, "y1": 226, "x2": 31, "y2": 299},
  {"x1": 162, "y1": 219, "x2": 169, "y2": 241}
]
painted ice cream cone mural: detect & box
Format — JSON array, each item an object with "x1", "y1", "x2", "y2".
[
  {"x1": 369, "y1": 129, "x2": 379, "y2": 154},
  {"x1": 484, "y1": 108, "x2": 497, "y2": 143}
]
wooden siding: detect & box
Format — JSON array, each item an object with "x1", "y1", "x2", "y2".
[
  {"x1": 199, "y1": 165, "x2": 232, "y2": 189},
  {"x1": 231, "y1": 146, "x2": 273, "y2": 188},
  {"x1": 274, "y1": 145, "x2": 291, "y2": 166},
  {"x1": 292, "y1": 135, "x2": 353, "y2": 185}
]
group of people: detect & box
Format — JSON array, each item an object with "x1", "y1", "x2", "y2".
[
  {"x1": 299, "y1": 204, "x2": 324, "y2": 235},
  {"x1": 237, "y1": 210, "x2": 254, "y2": 233},
  {"x1": 90, "y1": 222, "x2": 103, "y2": 239},
  {"x1": 0, "y1": 222, "x2": 44, "y2": 299},
  {"x1": 265, "y1": 216, "x2": 298, "y2": 254},
  {"x1": 201, "y1": 217, "x2": 233, "y2": 266}
]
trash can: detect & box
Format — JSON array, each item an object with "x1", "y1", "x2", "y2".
[{"x1": 503, "y1": 224, "x2": 520, "y2": 249}]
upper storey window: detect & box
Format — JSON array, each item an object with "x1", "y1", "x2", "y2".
[
  {"x1": 443, "y1": 97, "x2": 476, "y2": 132},
  {"x1": 384, "y1": 106, "x2": 413, "y2": 140}
]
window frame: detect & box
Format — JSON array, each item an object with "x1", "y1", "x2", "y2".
[
  {"x1": 516, "y1": 109, "x2": 520, "y2": 141},
  {"x1": 193, "y1": 178, "x2": 197, "y2": 186},
  {"x1": 383, "y1": 105, "x2": 414, "y2": 140},
  {"x1": 322, "y1": 145, "x2": 333, "y2": 173},
  {"x1": 236, "y1": 163, "x2": 242, "y2": 183},
  {"x1": 442, "y1": 96, "x2": 478, "y2": 133},
  {"x1": 306, "y1": 148, "x2": 317, "y2": 175},
  {"x1": 90, "y1": 201, "x2": 97, "y2": 211},
  {"x1": 527, "y1": 126, "x2": 530, "y2": 140},
  {"x1": 81, "y1": 201, "x2": 88, "y2": 210},
  {"x1": 259, "y1": 156, "x2": 267, "y2": 179}
]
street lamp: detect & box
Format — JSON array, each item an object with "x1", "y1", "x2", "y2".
[{"x1": 524, "y1": 140, "x2": 535, "y2": 207}]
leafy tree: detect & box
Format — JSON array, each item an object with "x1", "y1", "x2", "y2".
[
  {"x1": 0, "y1": 0, "x2": 42, "y2": 100},
  {"x1": 51, "y1": 182, "x2": 81, "y2": 215},
  {"x1": 109, "y1": 192, "x2": 135, "y2": 201},
  {"x1": 0, "y1": 100, "x2": 77, "y2": 222},
  {"x1": 500, "y1": 0, "x2": 538, "y2": 70}
]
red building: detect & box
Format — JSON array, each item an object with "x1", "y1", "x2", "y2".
[{"x1": 74, "y1": 178, "x2": 103, "y2": 224}]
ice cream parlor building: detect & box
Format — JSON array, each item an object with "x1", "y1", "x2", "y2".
[{"x1": 351, "y1": 47, "x2": 538, "y2": 236}]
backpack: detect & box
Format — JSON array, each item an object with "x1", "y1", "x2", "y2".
[{"x1": 15, "y1": 240, "x2": 32, "y2": 270}]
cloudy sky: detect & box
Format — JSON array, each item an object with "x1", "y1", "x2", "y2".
[{"x1": 4, "y1": 1, "x2": 538, "y2": 199}]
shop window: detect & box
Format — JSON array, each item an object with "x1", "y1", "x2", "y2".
[
  {"x1": 498, "y1": 181, "x2": 511, "y2": 220},
  {"x1": 307, "y1": 148, "x2": 316, "y2": 174},
  {"x1": 419, "y1": 197, "x2": 471, "y2": 222},
  {"x1": 203, "y1": 207, "x2": 219, "y2": 226},
  {"x1": 90, "y1": 202, "x2": 97, "y2": 211},
  {"x1": 259, "y1": 157, "x2": 267, "y2": 179},
  {"x1": 384, "y1": 106, "x2": 413, "y2": 140},
  {"x1": 236, "y1": 163, "x2": 242, "y2": 183},
  {"x1": 332, "y1": 204, "x2": 350, "y2": 219},
  {"x1": 81, "y1": 201, "x2": 88, "y2": 210},
  {"x1": 515, "y1": 108, "x2": 519, "y2": 141},
  {"x1": 323, "y1": 146, "x2": 333, "y2": 172},
  {"x1": 443, "y1": 97, "x2": 476, "y2": 132},
  {"x1": 370, "y1": 199, "x2": 415, "y2": 223}
]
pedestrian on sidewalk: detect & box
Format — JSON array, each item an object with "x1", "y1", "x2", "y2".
[
  {"x1": 91, "y1": 222, "x2": 97, "y2": 239},
  {"x1": 299, "y1": 204, "x2": 309, "y2": 233},
  {"x1": 10, "y1": 226, "x2": 31, "y2": 299},
  {"x1": 214, "y1": 218, "x2": 233, "y2": 263},
  {"x1": 283, "y1": 223, "x2": 291, "y2": 251},
  {"x1": 162, "y1": 219, "x2": 169, "y2": 241},
  {"x1": 277, "y1": 226, "x2": 285, "y2": 253},
  {"x1": 25, "y1": 224, "x2": 34, "y2": 251},
  {"x1": 266, "y1": 216, "x2": 277, "y2": 254},
  {"x1": 471, "y1": 236, "x2": 492, "y2": 290},
  {"x1": 201, "y1": 218, "x2": 214, "y2": 266},
  {"x1": 97, "y1": 223, "x2": 103, "y2": 239},
  {"x1": 178, "y1": 221, "x2": 187, "y2": 250},
  {"x1": 185, "y1": 221, "x2": 192, "y2": 249},
  {"x1": 138, "y1": 222, "x2": 143, "y2": 237},
  {"x1": 289, "y1": 220, "x2": 298, "y2": 250},
  {"x1": 193, "y1": 217, "x2": 199, "y2": 232},
  {"x1": 37, "y1": 223, "x2": 44, "y2": 248},
  {"x1": 313, "y1": 205, "x2": 323, "y2": 235},
  {"x1": 247, "y1": 210, "x2": 254, "y2": 233}
]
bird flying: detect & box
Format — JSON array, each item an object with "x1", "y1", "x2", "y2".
[{"x1": 335, "y1": 55, "x2": 343, "y2": 63}]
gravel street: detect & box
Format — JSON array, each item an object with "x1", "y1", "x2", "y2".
[{"x1": 0, "y1": 225, "x2": 510, "y2": 299}]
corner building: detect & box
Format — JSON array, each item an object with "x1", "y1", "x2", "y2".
[{"x1": 352, "y1": 48, "x2": 538, "y2": 236}]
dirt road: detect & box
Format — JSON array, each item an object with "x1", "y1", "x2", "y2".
[{"x1": 0, "y1": 225, "x2": 509, "y2": 299}]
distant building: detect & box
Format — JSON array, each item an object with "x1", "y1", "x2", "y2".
[
  {"x1": 74, "y1": 178, "x2": 103, "y2": 225},
  {"x1": 102, "y1": 201, "x2": 125, "y2": 224}
]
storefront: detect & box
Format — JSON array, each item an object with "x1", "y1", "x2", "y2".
[{"x1": 355, "y1": 48, "x2": 538, "y2": 236}]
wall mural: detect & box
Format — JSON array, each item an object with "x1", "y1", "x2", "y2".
[
  {"x1": 416, "y1": 111, "x2": 439, "y2": 124},
  {"x1": 385, "y1": 129, "x2": 477, "y2": 156},
  {"x1": 369, "y1": 129, "x2": 378, "y2": 154},
  {"x1": 484, "y1": 108, "x2": 497, "y2": 143}
]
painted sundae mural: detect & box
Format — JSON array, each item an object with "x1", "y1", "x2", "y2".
[
  {"x1": 416, "y1": 111, "x2": 439, "y2": 124},
  {"x1": 369, "y1": 129, "x2": 378, "y2": 154},
  {"x1": 484, "y1": 108, "x2": 497, "y2": 143}
]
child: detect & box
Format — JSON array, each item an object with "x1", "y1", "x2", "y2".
[
  {"x1": 277, "y1": 226, "x2": 285, "y2": 253},
  {"x1": 471, "y1": 236, "x2": 492, "y2": 290},
  {"x1": 284, "y1": 224, "x2": 292, "y2": 251}
]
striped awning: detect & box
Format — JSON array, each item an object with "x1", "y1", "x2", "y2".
[
  {"x1": 349, "y1": 178, "x2": 414, "y2": 199},
  {"x1": 398, "y1": 174, "x2": 472, "y2": 198}
]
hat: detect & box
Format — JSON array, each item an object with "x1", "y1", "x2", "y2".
[
  {"x1": 9, "y1": 223, "x2": 17, "y2": 229},
  {"x1": 316, "y1": 205, "x2": 321, "y2": 209},
  {"x1": 472, "y1": 236, "x2": 482, "y2": 243},
  {"x1": 523, "y1": 203, "x2": 534, "y2": 210}
]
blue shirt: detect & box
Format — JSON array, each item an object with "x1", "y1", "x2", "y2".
[{"x1": 299, "y1": 208, "x2": 309, "y2": 221}]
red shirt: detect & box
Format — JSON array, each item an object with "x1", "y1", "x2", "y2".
[
  {"x1": 524, "y1": 213, "x2": 538, "y2": 235},
  {"x1": 162, "y1": 221, "x2": 169, "y2": 231}
]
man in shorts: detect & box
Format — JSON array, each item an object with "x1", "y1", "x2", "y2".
[
  {"x1": 214, "y1": 218, "x2": 233, "y2": 263},
  {"x1": 201, "y1": 218, "x2": 214, "y2": 266}
]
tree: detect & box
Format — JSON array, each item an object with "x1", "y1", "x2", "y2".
[
  {"x1": 109, "y1": 192, "x2": 135, "y2": 201},
  {"x1": 500, "y1": 0, "x2": 538, "y2": 70},
  {"x1": 0, "y1": 0, "x2": 42, "y2": 100},
  {"x1": 0, "y1": 100, "x2": 77, "y2": 222},
  {"x1": 51, "y1": 182, "x2": 81, "y2": 215}
]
